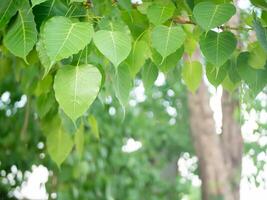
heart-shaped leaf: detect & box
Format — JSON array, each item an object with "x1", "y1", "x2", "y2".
[
  {"x1": 206, "y1": 62, "x2": 229, "y2": 87},
  {"x1": 147, "y1": 3, "x2": 175, "y2": 25},
  {"x1": 152, "y1": 25, "x2": 185, "y2": 60},
  {"x1": 93, "y1": 30, "x2": 132, "y2": 68},
  {"x1": 253, "y1": 17, "x2": 267, "y2": 52},
  {"x1": 200, "y1": 31, "x2": 237, "y2": 67},
  {"x1": 3, "y1": 3, "x2": 37, "y2": 62},
  {"x1": 182, "y1": 61, "x2": 203, "y2": 92},
  {"x1": 193, "y1": 2, "x2": 236, "y2": 31},
  {"x1": 43, "y1": 16, "x2": 94, "y2": 72},
  {"x1": 54, "y1": 64, "x2": 102, "y2": 122},
  {"x1": 142, "y1": 60, "x2": 158, "y2": 91},
  {"x1": 0, "y1": 0, "x2": 21, "y2": 29}
]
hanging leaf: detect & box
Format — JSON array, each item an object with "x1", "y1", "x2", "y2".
[
  {"x1": 237, "y1": 52, "x2": 267, "y2": 95},
  {"x1": 43, "y1": 16, "x2": 94, "y2": 72},
  {"x1": 75, "y1": 125, "x2": 84, "y2": 159},
  {"x1": 93, "y1": 30, "x2": 132, "y2": 68},
  {"x1": 206, "y1": 62, "x2": 228, "y2": 87},
  {"x1": 248, "y1": 43, "x2": 267, "y2": 69},
  {"x1": 47, "y1": 126, "x2": 74, "y2": 167},
  {"x1": 3, "y1": 3, "x2": 37, "y2": 62},
  {"x1": 222, "y1": 75, "x2": 239, "y2": 92},
  {"x1": 193, "y1": 2, "x2": 236, "y2": 31},
  {"x1": 88, "y1": 115, "x2": 100, "y2": 140},
  {"x1": 0, "y1": 0, "x2": 21, "y2": 29},
  {"x1": 126, "y1": 40, "x2": 149, "y2": 77},
  {"x1": 152, "y1": 25, "x2": 185, "y2": 60},
  {"x1": 182, "y1": 61, "x2": 202, "y2": 92},
  {"x1": 253, "y1": 17, "x2": 267, "y2": 52},
  {"x1": 142, "y1": 60, "x2": 158, "y2": 91},
  {"x1": 147, "y1": 3, "x2": 175, "y2": 25},
  {"x1": 200, "y1": 31, "x2": 236, "y2": 67},
  {"x1": 54, "y1": 64, "x2": 102, "y2": 122}
]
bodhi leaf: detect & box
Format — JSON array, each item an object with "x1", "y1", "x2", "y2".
[
  {"x1": 88, "y1": 115, "x2": 100, "y2": 140},
  {"x1": 182, "y1": 61, "x2": 202, "y2": 92},
  {"x1": 142, "y1": 60, "x2": 158, "y2": 91},
  {"x1": 0, "y1": 0, "x2": 21, "y2": 29},
  {"x1": 146, "y1": 3, "x2": 175, "y2": 25},
  {"x1": 47, "y1": 125, "x2": 74, "y2": 167},
  {"x1": 43, "y1": 16, "x2": 94, "y2": 73},
  {"x1": 193, "y1": 2, "x2": 236, "y2": 31},
  {"x1": 200, "y1": 31, "x2": 237, "y2": 67},
  {"x1": 206, "y1": 62, "x2": 228, "y2": 87},
  {"x1": 152, "y1": 25, "x2": 185, "y2": 60},
  {"x1": 253, "y1": 17, "x2": 267, "y2": 52},
  {"x1": 248, "y1": 43, "x2": 266, "y2": 69},
  {"x1": 94, "y1": 30, "x2": 132, "y2": 68},
  {"x1": 3, "y1": 3, "x2": 37, "y2": 62},
  {"x1": 126, "y1": 40, "x2": 149, "y2": 77},
  {"x1": 54, "y1": 64, "x2": 102, "y2": 122}
]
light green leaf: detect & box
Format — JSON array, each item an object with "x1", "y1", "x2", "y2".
[
  {"x1": 248, "y1": 43, "x2": 267, "y2": 69},
  {"x1": 147, "y1": 3, "x2": 175, "y2": 25},
  {"x1": 114, "y1": 63, "x2": 133, "y2": 107},
  {"x1": 182, "y1": 61, "x2": 202, "y2": 92},
  {"x1": 47, "y1": 126, "x2": 74, "y2": 167},
  {"x1": 93, "y1": 30, "x2": 132, "y2": 68},
  {"x1": 0, "y1": 0, "x2": 20, "y2": 29},
  {"x1": 206, "y1": 62, "x2": 228, "y2": 87},
  {"x1": 254, "y1": 17, "x2": 267, "y2": 52},
  {"x1": 3, "y1": 3, "x2": 37, "y2": 62},
  {"x1": 193, "y1": 2, "x2": 236, "y2": 31},
  {"x1": 126, "y1": 40, "x2": 149, "y2": 77},
  {"x1": 54, "y1": 64, "x2": 102, "y2": 122},
  {"x1": 75, "y1": 125, "x2": 84, "y2": 159},
  {"x1": 222, "y1": 75, "x2": 239, "y2": 92},
  {"x1": 142, "y1": 60, "x2": 158, "y2": 91},
  {"x1": 31, "y1": 0, "x2": 48, "y2": 7},
  {"x1": 200, "y1": 31, "x2": 236, "y2": 67},
  {"x1": 88, "y1": 115, "x2": 99, "y2": 140},
  {"x1": 43, "y1": 16, "x2": 94, "y2": 72},
  {"x1": 152, "y1": 25, "x2": 185, "y2": 60}
]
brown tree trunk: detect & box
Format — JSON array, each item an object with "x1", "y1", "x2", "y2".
[{"x1": 188, "y1": 83, "x2": 243, "y2": 200}]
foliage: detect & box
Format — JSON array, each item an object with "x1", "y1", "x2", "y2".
[{"x1": 1, "y1": 0, "x2": 267, "y2": 195}]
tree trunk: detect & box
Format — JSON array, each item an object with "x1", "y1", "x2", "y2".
[{"x1": 188, "y1": 83, "x2": 243, "y2": 200}]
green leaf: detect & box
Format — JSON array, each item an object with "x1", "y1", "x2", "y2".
[
  {"x1": 3, "y1": 3, "x2": 37, "y2": 62},
  {"x1": 31, "y1": 0, "x2": 48, "y2": 7},
  {"x1": 147, "y1": 3, "x2": 175, "y2": 25},
  {"x1": 114, "y1": 63, "x2": 133, "y2": 107},
  {"x1": 54, "y1": 64, "x2": 102, "y2": 122},
  {"x1": 193, "y1": 2, "x2": 236, "y2": 31},
  {"x1": 253, "y1": 17, "x2": 267, "y2": 52},
  {"x1": 88, "y1": 115, "x2": 99, "y2": 140},
  {"x1": 182, "y1": 61, "x2": 202, "y2": 92},
  {"x1": 248, "y1": 43, "x2": 267, "y2": 69},
  {"x1": 75, "y1": 125, "x2": 84, "y2": 159},
  {"x1": 142, "y1": 60, "x2": 158, "y2": 91},
  {"x1": 126, "y1": 40, "x2": 149, "y2": 77},
  {"x1": 200, "y1": 31, "x2": 236, "y2": 67},
  {"x1": 43, "y1": 16, "x2": 94, "y2": 72},
  {"x1": 93, "y1": 30, "x2": 132, "y2": 68},
  {"x1": 237, "y1": 52, "x2": 267, "y2": 95},
  {"x1": 152, "y1": 25, "x2": 185, "y2": 60},
  {"x1": 222, "y1": 75, "x2": 239, "y2": 92},
  {"x1": 206, "y1": 62, "x2": 228, "y2": 87},
  {"x1": 0, "y1": 0, "x2": 20, "y2": 29},
  {"x1": 47, "y1": 125, "x2": 74, "y2": 167}
]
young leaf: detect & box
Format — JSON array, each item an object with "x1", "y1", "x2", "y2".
[
  {"x1": 193, "y1": 2, "x2": 236, "y2": 31},
  {"x1": 47, "y1": 126, "x2": 74, "y2": 167},
  {"x1": 88, "y1": 115, "x2": 99, "y2": 140},
  {"x1": 3, "y1": 3, "x2": 37, "y2": 62},
  {"x1": 147, "y1": 3, "x2": 175, "y2": 25},
  {"x1": 0, "y1": 0, "x2": 20, "y2": 29},
  {"x1": 152, "y1": 25, "x2": 185, "y2": 60},
  {"x1": 93, "y1": 30, "x2": 132, "y2": 68},
  {"x1": 43, "y1": 16, "x2": 94, "y2": 70},
  {"x1": 142, "y1": 60, "x2": 158, "y2": 91},
  {"x1": 182, "y1": 61, "x2": 202, "y2": 92},
  {"x1": 54, "y1": 64, "x2": 102, "y2": 122},
  {"x1": 200, "y1": 31, "x2": 236, "y2": 67},
  {"x1": 126, "y1": 40, "x2": 149, "y2": 77}
]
